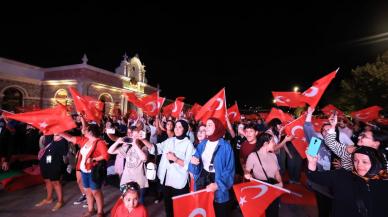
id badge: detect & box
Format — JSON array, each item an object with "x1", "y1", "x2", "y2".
[{"x1": 46, "y1": 155, "x2": 52, "y2": 164}]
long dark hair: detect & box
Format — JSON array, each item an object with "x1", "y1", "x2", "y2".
[
  {"x1": 352, "y1": 146, "x2": 387, "y2": 179},
  {"x1": 267, "y1": 118, "x2": 282, "y2": 137},
  {"x1": 254, "y1": 133, "x2": 273, "y2": 152}
]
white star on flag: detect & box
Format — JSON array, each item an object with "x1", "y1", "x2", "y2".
[
  {"x1": 239, "y1": 196, "x2": 247, "y2": 206},
  {"x1": 39, "y1": 122, "x2": 48, "y2": 128}
]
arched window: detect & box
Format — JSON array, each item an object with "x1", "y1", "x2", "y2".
[
  {"x1": 54, "y1": 89, "x2": 69, "y2": 106},
  {"x1": 98, "y1": 93, "x2": 114, "y2": 115},
  {"x1": 1, "y1": 87, "x2": 24, "y2": 112}
]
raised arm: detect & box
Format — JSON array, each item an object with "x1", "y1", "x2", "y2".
[{"x1": 57, "y1": 132, "x2": 77, "y2": 144}]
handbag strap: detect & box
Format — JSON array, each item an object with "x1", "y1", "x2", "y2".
[{"x1": 255, "y1": 151, "x2": 270, "y2": 181}]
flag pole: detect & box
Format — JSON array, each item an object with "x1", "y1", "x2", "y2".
[{"x1": 250, "y1": 178, "x2": 302, "y2": 197}]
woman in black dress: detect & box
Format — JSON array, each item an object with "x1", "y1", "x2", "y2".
[{"x1": 35, "y1": 134, "x2": 68, "y2": 212}]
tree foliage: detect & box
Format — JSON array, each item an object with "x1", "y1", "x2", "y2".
[{"x1": 334, "y1": 51, "x2": 388, "y2": 112}]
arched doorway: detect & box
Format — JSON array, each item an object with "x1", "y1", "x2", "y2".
[
  {"x1": 98, "y1": 93, "x2": 114, "y2": 115},
  {"x1": 1, "y1": 87, "x2": 24, "y2": 112},
  {"x1": 54, "y1": 89, "x2": 69, "y2": 106}
]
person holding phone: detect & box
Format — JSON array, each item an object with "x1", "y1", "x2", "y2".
[
  {"x1": 108, "y1": 126, "x2": 148, "y2": 204},
  {"x1": 141, "y1": 119, "x2": 195, "y2": 217},
  {"x1": 307, "y1": 146, "x2": 388, "y2": 217}
]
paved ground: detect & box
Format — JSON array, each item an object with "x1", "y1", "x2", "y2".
[{"x1": 0, "y1": 181, "x2": 317, "y2": 217}]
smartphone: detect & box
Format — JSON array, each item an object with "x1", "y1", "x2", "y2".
[
  {"x1": 123, "y1": 137, "x2": 133, "y2": 143},
  {"x1": 106, "y1": 128, "x2": 115, "y2": 134},
  {"x1": 332, "y1": 110, "x2": 338, "y2": 116},
  {"x1": 307, "y1": 136, "x2": 321, "y2": 157}
]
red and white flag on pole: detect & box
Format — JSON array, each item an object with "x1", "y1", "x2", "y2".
[
  {"x1": 123, "y1": 92, "x2": 143, "y2": 108},
  {"x1": 3, "y1": 105, "x2": 76, "y2": 135},
  {"x1": 68, "y1": 87, "x2": 104, "y2": 123},
  {"x1": 284, "y1": 114, "x2": 308, "y2": 159},
  {"x1": 186, "y1": 103, "x2": 202, "y2": 118},
  {"x1": 227, "y1": 102, "x2": 241, "y2": 123},
  {"x1": 195, "y1": 88, "x2": 227, "y2": 126},
  {"x1": 141, "y1": 92, "x2": 165, "y2": 117},
  {"x1": 272, "y1": 91, "x2": 305, "y2": 108},
  {"x1": 300, "y1": 69, "x2": 338, "y2": 108},
  {"x1": 233, "y1": 179, "x2": 290, "y2": 217},
  {"x1": 351, "y1": 106, "x2": 382, "y2": 122},
  {"x1": 173, "y1": 189, "x2": 215, "y2": 217}
]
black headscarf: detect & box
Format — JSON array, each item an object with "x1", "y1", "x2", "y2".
[
  {"x1": 175, "y1": 119, "x2": 189, "y2": 140},
  {"x1": 352, "y1": 146, "x2": 386, "y2": 178}
]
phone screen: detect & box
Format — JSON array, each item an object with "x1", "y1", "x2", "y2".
[
  {"x1": 307, "y1": 136, "x2": 321, "y2": 157},
  {"x1": 107, "y1": 128, "x2": 115, "y2": 134}
]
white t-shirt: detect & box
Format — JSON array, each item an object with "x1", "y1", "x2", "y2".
[
  {"x1": 149, "y1": 125, "x2": 157, "y2": 144},
  {"x1": 80, "y1": 144, "x2": 92, "y2": 173},
  {"x1": 201, "y1": 140, "x2": 218, "y2": 172}
]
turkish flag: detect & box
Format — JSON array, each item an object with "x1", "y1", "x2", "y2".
[
  {"x1": 376, "y1": 118, "x2": 388, "y2": 126},
  {"x1": 3, "y1": 105, "x2": 76, "y2": 135},
  {"x1": 321, "y1": 104, "x2": 344, "y2": 117},
  {"x1": 127, "y1": 109, "x2": 138, "y2": 121},
  {"x1": 233, "y1": 179, "x2": 288, "y2": 217},
  {"x1": 265, "y1": 108, "x2": 294, "y2": 124},
  {"x1": 176, "y1": 96, "x2": 185, "y2": 101},
  {"x1": 171, "y1": 100, "x2": 184, "y2": 118},
  {"x1": 227, "y1": 103, "x2": 241, "y2": 123},
  {"x1": 195, "y1": 88, "x2": 227, "y2": 126},
  {"x1": 187, "y1": 103, "x2": 202, "y2": 118},
  {"x1": 245, "y1": 114, "x2": 259, "y2": 120},
  {"x1": 162, "y1": 102, "x2": 174, "y2": 117},
  {"x1": 123, "y1": 92, "x2": 143, "y2": 108},
  {"x1": 312, "y1": 117, "x2": 328, "y2": 132},
  {"x1": 139, "y1": 92, "x2": 162, "y2": 117},
  {"x1": 258, "y1": 112, "x2": 269, "y2": 120},
  {"x1": 285, "y1": 114, "x2": 308, "y2": 159},
  {"x1": 272, "y1": 92, "x2": 305, "y2": 108},
  {"x1": 351, "y1": 106, "x2": 382, "y2": 122},
  {"x1": 68, "y1": 87, "x2": 104, "y2": 123},
  {"x1": 173, "y1": 190, "x2": 215, "y2": 217},
  {"x1": 300, "y1": 69, "x2": 338, "y2": 108}
]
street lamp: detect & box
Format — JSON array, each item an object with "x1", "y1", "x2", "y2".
[
  {"x1": 293, "y1": 86, "x2": 299, "y2": 92},
  {"x1": 273, "y1": 99, "x2": 277, "y2": 104}
]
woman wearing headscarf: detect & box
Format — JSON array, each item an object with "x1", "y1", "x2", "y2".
[
  {"x1": 189, "y1": 118, "x2": 235, "y2": 217},
  {"x1": 307, "y1": 146, "x2": 388, "y2": 217},
  {"x1": 141, "y1": 119, "x2": 195, "y2": 217}
]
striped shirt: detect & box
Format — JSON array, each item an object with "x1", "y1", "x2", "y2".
[{"x1": 324, "y1": 129, "x2": 353, "y2": 171}]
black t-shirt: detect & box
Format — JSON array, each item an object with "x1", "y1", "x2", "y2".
[{"x1": 39, "y1": 138, "x2": 68, "y2": 168}]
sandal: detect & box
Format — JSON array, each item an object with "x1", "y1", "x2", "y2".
[
  {"x1": 82, "y1": 210, "x2": 96, "y2": 217},
  {"x1": 51, "y1": 202, "x2": 63, "y2": 211},
  {"x1": 35, "y1": 198, "x2": 53, "y2": 207}
]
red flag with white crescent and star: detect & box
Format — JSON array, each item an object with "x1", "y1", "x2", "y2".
[
  {"x1": 321, "y1": 104, "x2": 344, "y2": 117},
  {"x1": 265, "y1": 108, "x2": 294, "y2": 124},
  {"x1": 350, "y1": 106, "x2": 382, "y2": 122},
  {"x1": 300, "y1": 69, "x2": 338, "y2": 108},
  {"x1": 272, "y1": 91, "x2": 305, "y2": 108},
  {"x1": 233, "y1": 179, "x2": 289, "y2": 217},
  {"x1": 162, "y1": 102, "x2": 174, "y2": 117},
  {"x1": 227, "y1": 102, "x2": 241, "y2": 123},
  {"x1": 173, "y1": 189, "x2": 215, "y2": 217},
  {"x1": 187, "y1": 103, "x2": 202, "y2": 118},
  {"x1": 3, "y1": 105, "x2": 76, "y2": 135},
  {"x1": 284, "y1": 114, "x2": 308, "y2": 159},
  {"x1": 171, "y1": 99, "x2": 184, "y2": 118},
  {"x1": 195, "y1": 88, "x2": 227, "y2": 126},
  {"x1": 68, "y1": 87, "x2": 104, "y2": 123},
  {"x1": 123, "y1": 92, "x2": 143, "y2": 108},
  {"x1": 312, "y1": 117, "x2": 328, "y2": 132},
  {"x1": 140, "y1": 92, "x2": 165, "y2": 117}
]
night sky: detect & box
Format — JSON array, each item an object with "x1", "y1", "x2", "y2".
[{"x1": 1, "y1": 2, "x2": 388, "y2": 111}]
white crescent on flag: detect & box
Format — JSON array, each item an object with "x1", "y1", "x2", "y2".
[
  {"x1": 229, "y1": 112, "x2": 237, "y2": 118},
  {"x1": 291, "y1": 126, "x2": 303, "y2": 138},
  {"x1": 275, "y1": 96, "x2": 288, "y2": 103},
  {"x1": 188, "y1": 208, "x2": 207, "y2": 217},
  {"x1": 356, "y1": 112, "x2": 370, "y2": 120},
  {"x1": 146, "y1": 102, "x2": 156, "y2": 112},
  {"x1": 39, "y1": 121, "x2": 48, "y2": 129},
  {"x1": 172, "y1": 101, "x2": 178, "y2": 112},
  {"x1": 303, "y1": 86, "x2": 319, "y2": 97},
  {"x1": 240, "y1": 184, "x2": 268, "y2": 199},
  {"x1": 215, "y1": 98, "x2": 224, "y2": 111}
]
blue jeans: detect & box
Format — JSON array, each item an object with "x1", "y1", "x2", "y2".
[{"x1": 81, "y1": 171, "x2": 102, "y2": 190}]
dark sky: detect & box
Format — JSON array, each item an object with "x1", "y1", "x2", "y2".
[{"x1": 1, "y1": 2, "x2": 388, "y2": 110}]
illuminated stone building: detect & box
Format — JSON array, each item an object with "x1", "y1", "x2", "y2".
[{"x1": 0, "y1": 54, "x2": 157, "y2": 115}]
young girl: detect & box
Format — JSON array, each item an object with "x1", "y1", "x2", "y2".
[{"x1": 111, "y1": 181, "x2": 149, "y2": 217}]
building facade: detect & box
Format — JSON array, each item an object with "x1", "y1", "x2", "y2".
[{"x1": 0, "y1": 54, "x2": 157, "y2": 115}]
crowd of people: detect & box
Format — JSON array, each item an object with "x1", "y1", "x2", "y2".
[{"x1": 1, "y1": 105, "x2": 388, "y2": 217}]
